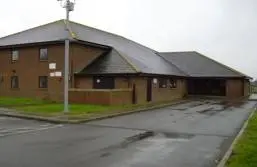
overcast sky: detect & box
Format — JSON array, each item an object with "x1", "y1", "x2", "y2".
[{"x1": 1, "y1": 0, "x2": 256, "y2": 78}]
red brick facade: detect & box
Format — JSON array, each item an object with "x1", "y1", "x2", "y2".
[{"x1": 0, "y1": 43, "x2": 250, "y2": 105}]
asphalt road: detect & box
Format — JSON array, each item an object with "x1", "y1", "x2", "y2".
[{"x1": 0, "y1": 99, "x2": 256, "y2": 167}]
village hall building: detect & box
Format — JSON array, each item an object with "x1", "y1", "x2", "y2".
[{"x1": 0, "y1": 20, "x2": 251, "y2": 105}]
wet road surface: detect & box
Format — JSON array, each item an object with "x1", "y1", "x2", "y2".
[{"x1": 0, "y1": 99, "x2": 256, "y2": 167}]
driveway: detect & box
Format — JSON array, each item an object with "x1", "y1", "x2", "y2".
[{"x1": 0, "y1": 99, "x2": 256, "y2": 167}]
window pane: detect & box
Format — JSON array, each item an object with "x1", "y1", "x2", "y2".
[
  {"x1": 39, "y1": 76, "x2": 48, "y2": 88},
  {"x1": 93, "y1": 77, "x2": 115, "y2": 89},
  {"x1": 40, "y1": 48, "x2": 48, "y2": 60},
  {"x1": 11, "y1": 76, "x2": 19, "y2": 88},
  {"x1": 169, "y1": 79, "x2": 177, "y2": 88},
  {"x1": 12, "y1": 50, "x2": 19, "y2": 61},
  {"x1": 159, "y1": 78, "x2": 167, "y2": 88}
]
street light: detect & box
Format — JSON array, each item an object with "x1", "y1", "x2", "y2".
[{"x1": 57, "y1": 0, "x2": 76, "y2": 113}]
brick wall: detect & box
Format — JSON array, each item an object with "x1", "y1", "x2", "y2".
[
  {"x1": 74, "y1": 76, "x2": 186, "y2": 105},
  {"x1": 244, "y1": 79, "x2": 250, "y2": 96},
  {"x1": 74, "y1": 77, "x2": 92, "y2": 89},
  {"x1": 69, "y1": 89, "x2": 132, "y2": 105},
  {"x1": 0, "y1": 43, "x2": 105, "y2": 101},
  {"x1": 131, "y1": 77, "x2": 148, "y2": 104},
  {"x1": 226, "y1": 79, "x2": 243, "y2": 98},
  {"x1": 152, "y1": 79, "x2": 187, "y2": 102}
]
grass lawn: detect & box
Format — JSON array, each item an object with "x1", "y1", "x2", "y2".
[
  {"x1": 14, "y1": 100, "x2": 180, "y2": 119},
  {"x1": 0, "y1": 96, "x2": 50, "y2": 106},
  {"x1": 226, "y1": 110, "x2": 257, "y2": 167},
  {"x1": 15, "y1": 104, "x2": 119, "y2": 116},
  {"x1": 0, "y1": 96, "x2": 183, "y2": 120}
]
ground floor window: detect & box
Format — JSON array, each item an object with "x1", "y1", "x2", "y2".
[
  {"x1": 93, "y1": 77, "x2": 115, "y2": 89},
  {"x1": 169, "y1": 79, "x2": 177, "y2": 88},
  {"x1": 11, "y1": 76, "x2": 19, "y2": 88},
  {"x1": 39, "y1": 76, "x2": 48, "y2": 88},
  {"x1": 159, "y1": 78, "x2": 167, "y2": 88}
]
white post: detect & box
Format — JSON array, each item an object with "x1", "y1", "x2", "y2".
[
  {"x1": 64, "y1": 39, "x2": 69, "y2": 113},
  {"x1": 64, "y1": 0, "x2": 70, "y2": 113},
  {"x1": 57, "y1": 0, "x2": 75, "y2": 113}
]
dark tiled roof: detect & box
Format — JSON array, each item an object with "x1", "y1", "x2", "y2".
[
  {"x1": 69, "y1": 21, "x2": 186, "y2": 76},
  {"x1": 0, "y1": 20, "x2": 250, "y2": 78},
  {"x1": 0, "y1": 20, "x2": 185, "y2": 76},
  {"x1": 0, "y1": 21, "x2": 70, "y2": 46},
  {"x1": 79, "y1": 49, "x2": 137, "y2": 75},
  {"x1": 159, "y1": 52, "x2": 249, "y2": 78}
]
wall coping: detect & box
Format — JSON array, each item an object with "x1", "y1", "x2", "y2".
[{"x1": 69, "y1": 88, "x2": 132, "y2": 92}]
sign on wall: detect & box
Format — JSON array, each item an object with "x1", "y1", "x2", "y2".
[
  {"x1": 153, "y1": 78, "x2": 158, "y2": 84},
  {"x1": 49, "y1": 63, "x2": 56, "y2": 70},
  {"x1": 55, "y1": 71, "x2": 62, "y2": 77},
  {"x1": 50, "y1": 72, "x2": 55, "y2": 77}
]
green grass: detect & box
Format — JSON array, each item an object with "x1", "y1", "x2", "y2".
[
  {"x1": 0, "y1": 96, "x2": 50, "y2": 106},
  {"x1": 226, "y1": 111, "x2": 257, "y2": 167},
  {"x1": 14, "y1": 100, "x2": 181, "y2": 119},
  {"x1": 16, "y1": 104, "x2": 117, "y2": 115},
  {"x1": 0, "y1": 96, "x2": 183, "y2": 120}
]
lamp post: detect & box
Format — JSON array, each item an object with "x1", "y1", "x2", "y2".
[{"x1": 57, "y1": 0, "x2": 75, "y2": 113}]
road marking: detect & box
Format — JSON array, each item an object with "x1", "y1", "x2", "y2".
[
  {"x1": 0, "y1": 117, "x2": 22, "y2": 121},
  {"x1": 40, "y1": 124, "x2": 52, "y2": 127},
  {"x1": 0, "y1": 124, "x2": 63, "y2": 137}
]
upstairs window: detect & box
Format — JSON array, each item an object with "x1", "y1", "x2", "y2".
[
  {"x1": 159, "y1": 78, "x2": 167, "y2": 88},
  {"x1": 39, "y1": 76, "x2": 48, "y2": 88},
  {"x1": 39, "y1": 48, "x2": 48, "y2": 61},
  {"x1": 11, "y1": 76, "x2": 19, "y2": 89},
  {"x1": 11, "y1": 50, "x2": 19, "y2": 62}
]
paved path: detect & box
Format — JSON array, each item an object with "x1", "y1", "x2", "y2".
[{"x1": 0, "y1": 99, "x2": 256, "y2": 167}]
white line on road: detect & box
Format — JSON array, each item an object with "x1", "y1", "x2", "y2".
[
  {"x1": 40, "y1": 124, "x2": 52, "y2": 127},
  {"x1": 0, "y1": 124, "x2": 63, "y2": 137}
]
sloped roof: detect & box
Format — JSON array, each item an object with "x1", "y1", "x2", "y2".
[
  {"x1": 159, "y1": 52, "x2": 249, "y2": 78},
  {"x1": 79, "y1": 49, "x2": 137, "y2": 75},
  {"x1": 0, "y1": 20, "x2": 70, "y2": 46},
  {"x1": 0, "y1": 20, "x2": 185, "y2": 76},
  {"x1": 0, "y1": 20, "x2": 250, "y2": 78},
  {"x1": 69, "y1": 21, "x2": 186, "y2": 76}
]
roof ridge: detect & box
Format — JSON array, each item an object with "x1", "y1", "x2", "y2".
[
  {"x1": 69, "y1": 20, "x2": 126, "y2": 40},
  {"x1": 63, "y1": 20, "x2": 77, "y2": 40},
  {"x1": 195, "y1": 52, "x2": 251, "y2": 78},
  {"x1": 114, "y1": 49, "x2": 140, "y2": 73},
  {"x1": 0, "y1": 19, "x2": 64, "y2": 40},
  {"x1": 77, "y1": 48, "x2": 138, "y2": 75},
  {"x1": 69, "y1": 20, "x2": 157, "y2": 54},
  {"x1": 120, "y1": 36, "x2": 157, "y2": 53},
  {"x1": 161, "y1": 51, "x2": 195, "y2": 54},
  {"x1": 157, "y1": 53, "x2": 189, "y2": 76}
]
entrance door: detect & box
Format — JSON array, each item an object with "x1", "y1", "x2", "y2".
[{"x1": 147, "y1": 78, "x2": 152, "y2": 102}]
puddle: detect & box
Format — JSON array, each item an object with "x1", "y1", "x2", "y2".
[
  {"x1": 106, "y1": 132, "x2": 193, "y2": 167},
  {"x1": 219, "y1": 101, "x2": 245, "y2": 108},
  {"x1": 160, "y1": 132, "x2": 194, "y2": 139},
  {"x1": 100, "y1": 131, "x2": 195, "y2": 155},
  {"x1": 123, "y1": 131, "x2": 194, "y2": 148},
  {"x1": 125, "y1": 131, "x2": 155, "y2": 145},
  {"x1": 196, "y1": 107, "x2": 214, "y2": 114},
  {"x1": 170, "y1": 102, "x2": 204, "y2": 111}
]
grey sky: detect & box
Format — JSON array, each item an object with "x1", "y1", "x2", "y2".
[{"x1": 1, "y1": 0, "x2": 256, "y2": 78}]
